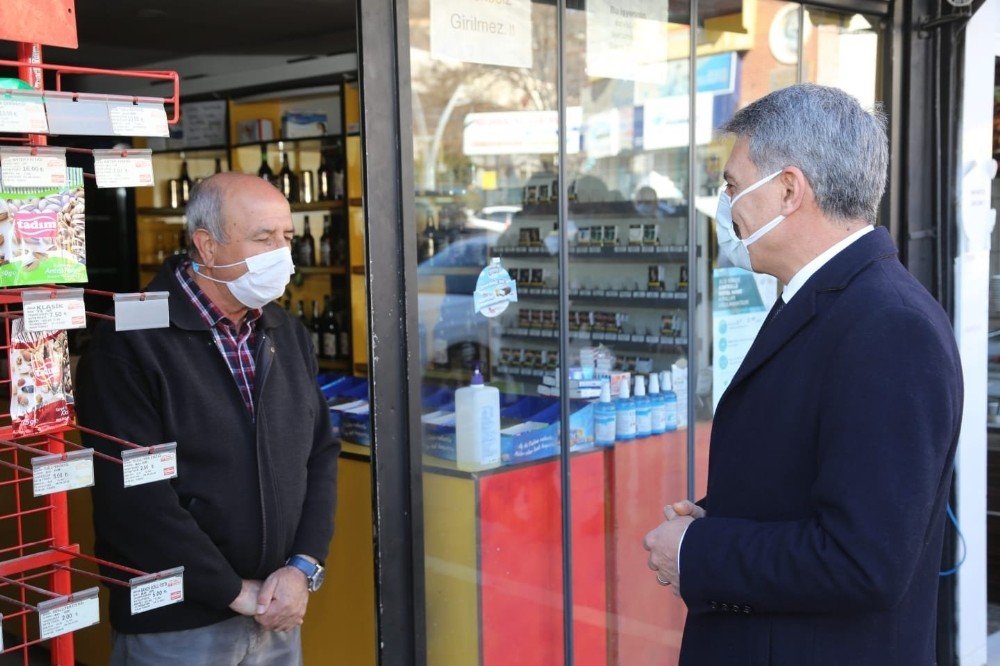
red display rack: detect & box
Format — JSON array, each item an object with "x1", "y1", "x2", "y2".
[{"x1": 0, "y1": 3, "x2": 183, "y2": 661}]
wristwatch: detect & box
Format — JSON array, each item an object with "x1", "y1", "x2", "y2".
[{"x1": 286, "y1": 554, "x2": 326, "y2": 592}]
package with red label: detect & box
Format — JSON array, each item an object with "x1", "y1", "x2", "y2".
[
  {"x1": 9, "y1": 318, "x2": 74, "y2": 436},
  {"x1": 0, "y1": 168, "x2": 86, "y2": 287}
]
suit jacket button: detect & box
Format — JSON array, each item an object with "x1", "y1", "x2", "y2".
[
  {"x1": 743, "y1": 605, "x2": 752, "y2": 614},
  {"x1": 720, "y1": 603, "x2": 730, "y2": 612},
  {"x1": 709, "y1": 601, "x2": 719, "y2": 610}
]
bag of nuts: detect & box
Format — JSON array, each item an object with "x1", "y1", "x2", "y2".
[
  {"x1": 0, "y1": 168, "x2": 86, "y2": 286},
  {"x1": 8, "y1": 318, "x2": 74, "y2": 436}
]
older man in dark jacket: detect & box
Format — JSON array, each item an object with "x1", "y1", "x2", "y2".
[{"x1": 78, "y1": 173, "x2": 339, "y2": 665}]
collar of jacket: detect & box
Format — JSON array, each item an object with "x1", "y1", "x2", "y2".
[
  {"x1": 148, "y1": 254, "x2": 287, "y2": 333},
  {"x1": 722, "y1": 225, "x2": 898, "y2": 397}
]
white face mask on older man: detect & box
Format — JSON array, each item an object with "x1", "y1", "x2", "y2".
[
  {"x1": 193, "y1": 246, "x2": 294, "y2": 309},
  {"x1": 715, "y1": 170, "x2": 785, "y2": 272}
]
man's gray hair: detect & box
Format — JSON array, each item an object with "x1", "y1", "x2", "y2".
[
  {"x1": 185, "y1": 177, "x2": 227, "y2": 258},
  {"x1": 721, "y1": 83, "x2": 888, "y2": 224}
]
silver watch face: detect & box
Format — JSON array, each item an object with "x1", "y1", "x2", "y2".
[{"x1": 310, "y1": 565, "x2": 326, "y2": 592}]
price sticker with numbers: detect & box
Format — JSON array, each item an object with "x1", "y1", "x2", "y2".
[
  {"x1": 94, "y1": 149, "x2": 154, "y2": 188},
  {"x1": 122, "y1": 443, "x2": 178, "y2": 487},
  {"x1": 37, "y1": 588, "x2": 100, "y2": 640},
  {"x1": 31, "y1": 450, "x2": 94, "y2": 497},
  {"x1": 0, "y1": 146, "x2": 66, "y2": 188},
  {"x1": 130, "y1": 567, "x2": 185, "y2": 615}
]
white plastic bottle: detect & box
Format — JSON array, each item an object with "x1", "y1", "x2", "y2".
[
  {"x1": 615, "y1": 379, "x2": 636, "y2": 442},
  {"x1": 649, "y1": 372, "x2": 667, "y2": 435},
  {"x1": 455, "y1": 366, "x2": 501, "y2": 471},
  {"x1": 594, "y1": 381, "x2": 617, "y2": 447},
  {"x1": 660, "y1": 370, "x2": 679, "y2": 432},
  {"x1": 634, "y1": 375, "x2": 652, "y2": 438}
]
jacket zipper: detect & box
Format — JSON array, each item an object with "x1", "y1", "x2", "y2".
[{"x1": 254, "y1": 333, "x2": 275, "y2": 572}]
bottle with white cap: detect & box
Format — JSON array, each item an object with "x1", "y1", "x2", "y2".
[
  {"x1": 615, "y1": 378, "x2": 636, "y2": 442},
  {"x1": 660, "y1": 370, "x2": 678, "y2": 432},
  {"x1": 649, "y1": 372, "x2": 667, "y2": 435},
  {"x1": 455, "y1": 365, "x2": 501, "y2": 470},
  {"x1": 594, "y1": 380, "x2": 617, "y2": 447},
  {"x1": 634, "y1": 374, "x2": 652, "y2": 438}
]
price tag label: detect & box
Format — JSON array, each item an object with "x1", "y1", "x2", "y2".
[
  {"x1": 0, "y1": 150, "x2": 67, "y2": 188},
  {"x1": 122, "y1": 443, "x2": 178, "y2": 487},
  {"x1": 130, "y1": 567, "x2": 184, "y2": 615},
  {"x1": 108, "y1": 102, "x2": 170, "y2": 137},
  {"x1": 94, "y1": 150, "x2": 154, "y2": 188},
  {"x1": 31, "y1": 450, "x2": 95, "y2": 497},
  {"x1": 114, "y1": 291, "x2": 170, "y2": 331},
  {"x1": 22, "y1": 289, "x2": 86, "y2": 332},
  {"x1": 38, "y1": 589, "x2": 100, "y2": 639},
  {"x1": 0, "y1": 92, "x2": 48, "y2": 133}
]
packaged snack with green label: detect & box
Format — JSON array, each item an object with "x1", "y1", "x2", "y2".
[{"x1": 0, "y1": 168, "x2": 86, "y2": 286}]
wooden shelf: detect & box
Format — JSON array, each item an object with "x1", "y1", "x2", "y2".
[
  {"x1": 297, "y1": 266, "x2": 347, "y2": 275},
  {"x1": 233, "y1": 135, "x2": 343, "y2": 150},
  {"x1": 318, "y1": 358, "x2": 352, "y2": 371},
  {"x1": 291, "y1": 200, "x2": 345, "y2": 213},
  {"x1": 150, "y1": 144, "x2": 229, "y2": 155},
  {"x1": 348, "y1": 198, "x2": 364, "y2": 208}
]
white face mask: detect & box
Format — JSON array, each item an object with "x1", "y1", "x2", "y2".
[
  {"x1": 193, "y1": 246, "x2": 294, "y2": 309},
  {"x1": 715, "y1": 170, "x2": 785, "y2": 272}
]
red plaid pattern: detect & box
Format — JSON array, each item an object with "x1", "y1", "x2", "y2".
[{"x1": 176, "y1": 261, "x2": 262, "y2": 418}]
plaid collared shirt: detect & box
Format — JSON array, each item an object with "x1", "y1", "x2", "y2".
[{"x1": 176, "y1": 261, "x2": 262, "y2": 419}]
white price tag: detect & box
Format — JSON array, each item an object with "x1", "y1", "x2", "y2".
[
  {"x1": 0, "y1": 152, "x2": 67, "y2": 188},
  {"x1": 130, "y1": 567, "x2": 184, "y2": 615},
  {"x1": 122, "y1": 444, "x2": 178, "y2": 487},
  {"x1": 94, "y1": 150, "x2": 154, "y2": 188},
  {"x1": 0, "y1": 92, "x2": 48, "y2": 133},
  {"x1": 37, "y1": 589, "x2": 100, "y2": 639},
  {"x1": 22, "y1": 289, "x2": 86, "y2": 332},
  {"x1": 114, "y1": 291, "x2": 170, "y2": 331},
  {"x1": 108, "y1": 102, "x2": 169, "y2": 137},
  {"x1": 31, "y1": 450, "x2": 95, "y2": 497}
]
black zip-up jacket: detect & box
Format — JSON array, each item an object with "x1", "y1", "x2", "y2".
[{"x1": 76, "y1": 256, "x2": 340, "y2": 633}]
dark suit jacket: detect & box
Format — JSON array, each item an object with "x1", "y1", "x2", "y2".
[{"x1": 679, "y1": 227, "x2": 963, "y2": 665}]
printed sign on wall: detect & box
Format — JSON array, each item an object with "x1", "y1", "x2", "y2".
[{"x1": 430, "y1": 0, "x2": 533, "y2": 69}]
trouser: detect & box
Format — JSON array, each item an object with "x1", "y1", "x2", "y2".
[{"x1": 110, "y1": 615, "x2": 303, "y2": 666}]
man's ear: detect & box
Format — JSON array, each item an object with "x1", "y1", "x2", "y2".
[
  {"x1": 191, "y1": 228, "x2": 216, "y2": 265},
  {"x1": 779, "y1": 167, "x2": 807, "y2": 215}
]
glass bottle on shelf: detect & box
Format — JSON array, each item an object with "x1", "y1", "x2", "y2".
[
  {"x1": 173, "y1": 228, "x2": 188, "y2": 256},
  {"x1": 337, "y1": 298, "x2": 351, "y2": 361},
  {"x1": 317, "y1": 149, "x2": 332, "y2": 201},
  {"x1": 310, "y1": 300, "x2": 321, "y2": 355},
  {"x1": 331, "y1": 144, "x2": 346, "y2": 200},
  {"x1": 301, "y1": 170, "x2": 315, "y2": 204},
  {"x1": 214, "y1": 157, "x2": 224, "y2": 174},
  {"x1": 296, "y1": 300, "x2": 309, "y2": 331},
  {"x1": 322, "y1": 296, "x2": 339, "y2": 360},
  {"x1": 278, "y1": 142, "x2": 299, "y2": 203},
  {"x1": 257, "y1": 146, "x2": 274, "y2": 184},
  {"x1": 333, "y1": 219, "x2": 348, "y2": 266},
  {"x1": 299, "y1": 216, "x2": 316, "y2": 267},
  {"x1": 155, "y1": 233, "x2": 166, "y2": 262},
  {"x1": 319, "y1": 215, "x2": 333, "y2": 267},
  {"x1": 179, "y1": 153, "x2": 192, "y2": 205}
]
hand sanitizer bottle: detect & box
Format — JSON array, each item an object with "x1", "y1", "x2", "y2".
[
  {"x1": 455, "y1": 365, "x2": 501, "y2": 471},
  {"x1": 634, "y1": 375, "x2": 651, "y2": 438},
  {"x1": 615, "y1": 378, "x2": 636, "y2": 442},
  {"x1": 660, "y1": 370, "x2": 679, "y2": 432},
  {"x1": 594, "y1": 381, "x2": 616, "y2": 447},
  {"x1": 649, "y1": 372, "x2": 667, "y2": 435}
]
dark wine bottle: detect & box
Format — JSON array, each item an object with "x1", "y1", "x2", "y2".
[
  {"x1": 179, "y1": 153, "x2": 192, "y2": 204},
  {"x1": 257, "y1": 146, "x2": 274, "y2": 183},
  {"x1": 214, "y1": 157, "x2": 224, "y2": 174},
  {"x1": 278, "y1": 142, "x2": 299, "y2": 203},
  {"x1": 310, "y1": 300, "x2": 321, "y2": 354},
  {"x1": 337, "y1": 308, "x2": 351, "y2": 361},
  {"x1": 299, "y1": 216, "x2": 316, "y2": 267},
  {"x1": 319, "y1": 215, "x2": 333, "y2": 267},
  {"x1": 317, "y1": 149, "x2": 332, "y2": 201},
  {"x1": 321, "y1": 296, "x2": 338, "y2": 360},
  {"x1": 296, "y1": 300, "x2": 308, "y2": 330}
]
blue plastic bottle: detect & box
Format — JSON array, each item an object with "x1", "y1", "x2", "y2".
[
  {"x1": 649, "y1": 372, "x2": 667, "y2": 435},
  {"x1": 660, "y1": 370, "x2": 679, "y2": 432},
  {"x1": 634, "y1": 375, "x2": 652, "y2": 438},
  {"x1": 615, "y1": 378, "x2": 636, "y2": 442},
  {"x1": 594, "y1": 381, "x2": 617, "y2": 447}
]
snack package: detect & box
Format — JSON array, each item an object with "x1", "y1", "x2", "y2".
[
  {"x1": 0, "y1": 168, "x2": 87, "y2": 286},
  {"x1": 9, "y1": 318, "x2": 74, "y2": 436}
]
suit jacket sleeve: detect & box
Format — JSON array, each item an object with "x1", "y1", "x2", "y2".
[
  {"x1": 679, "y1": 305, "x2": 961, "y2": 614},
  {"x1": 77, "y1": 348, "x2": 244, "y2": 611},
  {"x1": 290, "y1": 349, "x2": 340, "y2": 562}
]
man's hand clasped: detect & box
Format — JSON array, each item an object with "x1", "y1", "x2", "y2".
[{"x1": 643, "y1": 500, "x2": 706, "y2": 597}]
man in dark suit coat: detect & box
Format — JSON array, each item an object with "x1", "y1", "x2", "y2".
[{"x1": 643, "y1": 83, "x2": 963, "y2": 665}]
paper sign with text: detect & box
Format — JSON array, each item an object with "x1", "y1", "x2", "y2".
[
  {"x1": 22, "y1": 289, "x2": 86, "y2": 332},
  {"x1": 32, "y1": 450, "x2": 94, "y2": 497},
  {"x1": 122, "y1": 444, "x2": 178, "y2": 487},
  {"x1": 38, "y1": 589, "x2": 100, "y2": 640},
  {"x1": 130, "y1": 568, "x2": 185, "y2": 615},
  {"x1": 94, "y1": 149, "x2": 154, "y2": 188}
]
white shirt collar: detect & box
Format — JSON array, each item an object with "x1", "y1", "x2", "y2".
[{"x1": 782, "y1": 225, "x2": 874, "y2": 303}]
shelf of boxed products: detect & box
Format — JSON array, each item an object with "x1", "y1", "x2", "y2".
[
  {"x1": 500, "y1": 326, "x2": 688, "y2": 349},
  {"x1": 492, "y1": 244, "x2": 690, "y2": 262},
  {"x1": 516, "y1": 286, "x2": 689, "y2": 308},
  {"x1": 137, "y1": 200, "x2": 345, "y2": 217}
]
